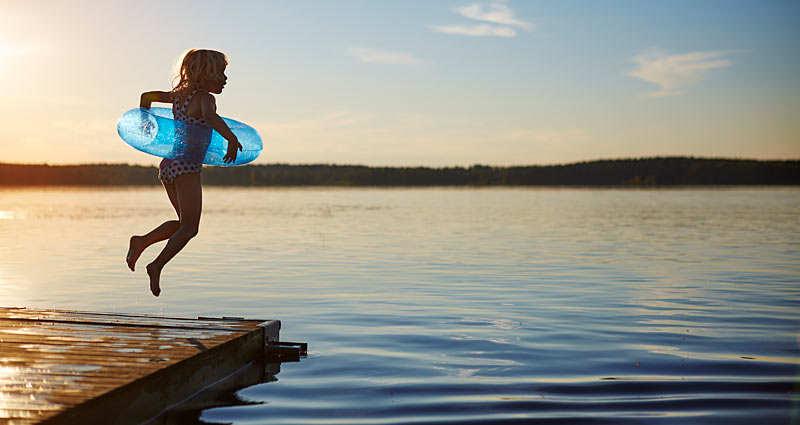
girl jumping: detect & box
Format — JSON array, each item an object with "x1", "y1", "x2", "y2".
[{"x1": 126, "y1": 49, "x2": 242, "y2": 297}]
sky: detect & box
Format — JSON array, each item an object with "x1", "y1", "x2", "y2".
[{"x1": 0, "y1": 0, "x2": 798, "y2": 167}]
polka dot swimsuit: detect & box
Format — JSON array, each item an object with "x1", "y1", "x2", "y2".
[{"x1": 158, "y1": 89, "x2": 207, "y2": 184}]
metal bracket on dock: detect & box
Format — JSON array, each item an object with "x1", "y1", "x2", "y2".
[{"x1": 265, "y1": 341, "x2": 308, "y2": 362}]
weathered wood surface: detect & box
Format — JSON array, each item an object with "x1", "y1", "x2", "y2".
[{"x1": 0, "y1": 307, "x2": 280, "y2": 425}]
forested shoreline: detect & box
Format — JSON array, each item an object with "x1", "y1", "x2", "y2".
[{"x1": 1, "y1": 157, "x2": 798, "y2": 186}]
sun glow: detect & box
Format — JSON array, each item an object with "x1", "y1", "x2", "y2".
[{"x1": 0, "y1": 39, "x2": 32, "y2": 66}]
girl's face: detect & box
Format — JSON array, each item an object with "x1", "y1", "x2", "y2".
[{"x1": 199, "y1": 71, "x2": 227, "y2": 94}]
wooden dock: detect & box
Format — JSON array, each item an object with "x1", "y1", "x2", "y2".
[{"x1": 0, "y1": 307, "x2": 282, "y2": 425}]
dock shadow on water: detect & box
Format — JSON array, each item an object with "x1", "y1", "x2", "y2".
[
  {"x1": 152, "y1": 359, "x2": 283, "y2": 425},
  {"x1": 155, "y1": 344, "x2": 306, "y2": 424}
]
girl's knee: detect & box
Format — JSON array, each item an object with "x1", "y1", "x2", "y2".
[{"x1": 181, "y1": 223, "x2": 200, "y2": 238}]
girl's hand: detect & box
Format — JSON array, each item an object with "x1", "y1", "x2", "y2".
[{"x1": 223, "y1": 139, "x2": 243, "y2": 164}]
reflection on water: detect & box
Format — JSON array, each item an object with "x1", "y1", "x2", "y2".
[{"x1": 0, "y1": 186, "x2": 798, "y2": 424}]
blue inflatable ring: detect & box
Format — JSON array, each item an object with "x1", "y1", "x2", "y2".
[{"x1": 117, "y1": 107, "x2": 262, "y2": 166}]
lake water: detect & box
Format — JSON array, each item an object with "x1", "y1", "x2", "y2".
[{"x1": 1, "y1": 186, "x2": 798, "y2": 424}]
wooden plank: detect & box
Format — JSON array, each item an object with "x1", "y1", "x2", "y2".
[{"x1": 0, "y1": 307, "x2": 280, "y2": 425}]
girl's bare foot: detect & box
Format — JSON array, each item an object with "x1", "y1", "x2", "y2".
[
  {"x1": 126, "y1": 236, "x2": 147, "y2": 271},
  {"x1": 146, "y1": 263, "x2": 162, "y2": 297}
]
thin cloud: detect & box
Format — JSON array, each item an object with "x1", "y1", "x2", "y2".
[
  {"x1": 456, "y1": 1, "x2": 532, "y2": 30},
  {"x1": 347, "y1": 47, "x2": 423, "y2": 65},
  {"x1": 629, "y1": 48, "x2": 733, "y2": 97},
  {"x1": 431, "y1": 24, "x2": 517, "y2": 38},
  {"x1": 432, "y1": 0, "x2": 532, "y2": 38}
]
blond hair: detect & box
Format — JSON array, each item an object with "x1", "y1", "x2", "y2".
[{"x1": 172, "y1": 49, "x2": 228, "y2": 95}]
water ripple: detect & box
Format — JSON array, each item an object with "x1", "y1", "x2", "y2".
[{"x1": 1, "y1": 187, "x2": 798, "y2": 424}]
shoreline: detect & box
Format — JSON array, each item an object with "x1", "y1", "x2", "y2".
[{"x1": 1, "y1": 157, "x2": 798, "y2": 186}]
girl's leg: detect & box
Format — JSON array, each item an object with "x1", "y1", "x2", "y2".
[
  {"x1": 126, "y1": 182, "x2": 182, "y2": 271},
  {"x1": 146, "y1": 173, "x2": 202, "y2": 296}
]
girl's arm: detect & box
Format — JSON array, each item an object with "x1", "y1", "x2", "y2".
[
  {"x1": 199, "y1": 93, "x2": 243, "y2": 164},
  {"x1": 140, "y1": 91, "x2": 172, "y2": 109}
]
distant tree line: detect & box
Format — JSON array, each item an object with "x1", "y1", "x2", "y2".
[{"x1": 1, "y1": 157, "x2": 798, "y2": 186}]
